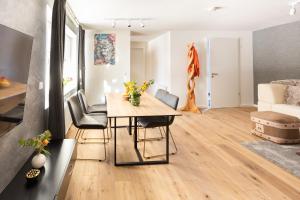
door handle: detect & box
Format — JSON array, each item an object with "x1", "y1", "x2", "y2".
[{"x1": 211, "y1": 73, "x2": 219, "y2": 78}]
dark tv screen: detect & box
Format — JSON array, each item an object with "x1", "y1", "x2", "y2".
[{"x1": 0, "y1": 24, "x2": 33, "y2": 136}]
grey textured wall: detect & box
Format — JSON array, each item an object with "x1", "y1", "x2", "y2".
[
  {"x1": 0, "y1": 0, "x2": 47, "y2": 192},
  {"x1": 253, "y1": 21, "x2": 300, "y2": 103}
]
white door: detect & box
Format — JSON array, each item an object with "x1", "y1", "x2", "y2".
[
  {"x1": 130, "y1": 48, "x2": 146, "y2": 85},
  {"x1": 207, "y1": 38, "x2": 240, "y2": 108}
]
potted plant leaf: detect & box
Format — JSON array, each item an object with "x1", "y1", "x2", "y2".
[{"x1": 19, "y1": 130, "x2": 52, "y2": 169}]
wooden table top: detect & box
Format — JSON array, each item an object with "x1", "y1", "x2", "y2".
[
  {"x1": 0, "y1": 82, "x2": 27, "y2": 101},
  {"x1": 106, "y1": 93, "x2": 182, "y2": 118}
]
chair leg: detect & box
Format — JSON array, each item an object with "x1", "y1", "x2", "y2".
[
  {"x1": 81, "y1": 128, "x2": 111, "y2": 141},
  {"x1": 137, "y1": 124, "x2": 164, "y2": 142},
  {"x1": 101, "y1": 129, "x2": 107, "y2": 162},
  {"x1": 77, "y1": 128, "x2": 109, "y2": 144},
  {"x1": 162, "y1": 128, "x2": 178, "y2": 155},
  {"x1": 142, "y1": 128, "x2": 147, "y2": 158},
  {"x1": 142, "y1": 127, "x2": 178, "y2": 159},
  {"x1": 76, "y1": 129, "x2": 107, "y2": 162}
]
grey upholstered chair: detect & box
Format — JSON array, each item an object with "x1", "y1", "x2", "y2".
[
  {"x1": 137, "y1": 90, "x2": 179, "y2": 159},
  {"x1": 155, "y1": 89, "x2": 169, "y2": 102},
  {"x1": 77, "y1": 89, "x2": 111, "y2": 140},
  {"x1": 67, "y1": 95, "x2": 108, "y2": 161},
  {"x1": 77, "y1": 89, "x2": 107, "y2": 114}
]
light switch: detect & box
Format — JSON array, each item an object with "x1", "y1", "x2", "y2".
[{"x1": 39, "y1": 82, "x2": 44, "y2": 90}]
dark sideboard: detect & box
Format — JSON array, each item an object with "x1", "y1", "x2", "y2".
[{"x1": 0, "y1": 139, "x2": 77, "y2": 200}]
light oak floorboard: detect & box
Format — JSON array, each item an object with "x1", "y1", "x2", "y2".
[{"x1": 65, "y1": 107, "x2": 300, "y2": 200}]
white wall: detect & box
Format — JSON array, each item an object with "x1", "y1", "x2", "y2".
[
  {"x1": 146, "y1": 32, "x2": 171, "y2": 94},
  {"x1": 169, "y1": 31, "x2": 254, "y2": 107},
  {"x1": 85, "y1": 30, "x2": 131, "y2": 104}
]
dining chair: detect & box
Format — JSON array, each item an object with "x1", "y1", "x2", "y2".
[
  {"x1": 77, "y1": 89, "x2": 107, "y2": 114},
  {"x1": 67, "y1": 95, "x2": 108, "y2": 161},
  {"x1": 137, "y1": 91, "x2": 179, "y2": 159},
  {"x1": 136, "y1": 89, "x2": 170, "y2": 141},
  {"x1": 77, "y1": 89, "x2": 111, "y2": 140},
  {"x1": 155, "y1": 89, "x2": 169, "y2": 101}
]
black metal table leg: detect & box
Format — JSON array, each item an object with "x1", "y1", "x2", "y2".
[
  {"x1": 114, "y1": 115, "x2": 170, "y2": 166},
  {"x1": 128, "y1": 117, "x2": 132, "y2": 135},
  {"x1": 166, "y1": 123, "x2": 170, "y2": 163},
  {"x1": 134, "y1": 117, "x2": 138, "y2": 149}
]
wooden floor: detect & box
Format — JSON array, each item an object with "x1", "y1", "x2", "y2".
[{"x1": 65, "y1": 107, "x2": 300, "y2": 200}]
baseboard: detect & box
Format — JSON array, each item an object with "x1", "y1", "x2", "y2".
[{"x1": 240, "y1": 104, "x2": 257, "y2": 108}]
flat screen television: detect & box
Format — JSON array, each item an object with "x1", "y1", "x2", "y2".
[{"x1": 0, "y1": 24, "x2": 33, "y2": 137}]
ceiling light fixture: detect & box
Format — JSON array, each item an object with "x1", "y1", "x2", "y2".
[
  {"x1": 104, "y1": 18, "x2": 152, "y2": 28},
  {"x1": 207, "y1": 6, "x2": 223, "y2": 12},
  {"x1": 127, "y1": 20, "x2": 131, "y2": 28},
  {"x1": 139, "y1": 20, "x2": 145, "y2": 28},
  {"x1": 289, "y1": 0, "x2": 300, "y2": 15},
  {"x1": 290, "y1": 6, "x2": 296, "y2": 15},
  {"x1": 111, "y1": 20, "x2": 116, "y2": 28}
]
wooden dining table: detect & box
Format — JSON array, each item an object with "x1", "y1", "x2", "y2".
[{"x1": 106, "y1": 92, "x2": 181, "y2": 166}]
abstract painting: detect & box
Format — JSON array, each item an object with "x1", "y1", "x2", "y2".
[{"x1": 94, "y1": 33, "x2": 116, "y2": 65}]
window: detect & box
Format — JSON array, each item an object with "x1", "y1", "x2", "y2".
[
  {"x1": 45, "y1": 5, "x2": 52, "y2": 109},
  {"x1": 45, "y1": 4, "x2": 78, "y2": 109},
  {"x1": 63, "y1": 26, "x2": 78, "y2": 96}
]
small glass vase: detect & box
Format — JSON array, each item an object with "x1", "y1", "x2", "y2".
[{"x1": 130, "y1": 96, "x2": 140, "y2": 106}]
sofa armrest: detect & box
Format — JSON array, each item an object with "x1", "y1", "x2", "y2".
[{"x1": 258, "y1": 84, "x2": 287, "y2": 104}]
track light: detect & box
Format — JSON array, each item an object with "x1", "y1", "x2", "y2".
[
  {"x1": 140, "y1": 20, "x2": 145, "y2": 28},
  {"x1": 290, "y1": 6, "x2": 296, "y2": 15},
  {"x1": 111, "y1": 20, "x2": 116, "y2": 28},
  {"x1": 207, "y1": 6, "x2": 223, "y2": 12},
  {"x1": 104, "y1": 18, "x2": 152, "y2": 28},
  {"x1": 289, "y1": 0, "x2": 300, "y2": 16}
]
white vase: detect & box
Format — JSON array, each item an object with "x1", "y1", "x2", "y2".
[{"x1": 31, "y1": 153, "x2": 47, "y2": 169}]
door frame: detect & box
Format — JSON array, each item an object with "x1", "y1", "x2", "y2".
[
  {"x1": 206, "y1": 38, "x2": 241, "y2": 109},
  {"x1": 130, "y1": 43, "x2": 147, "y2": 83}
]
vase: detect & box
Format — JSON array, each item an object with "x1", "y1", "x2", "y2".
[
  {"x1": 130, "y1": 96, "x2": 140, "y2": 106},
  {"x1": 31, "y1": 153, "x2": 47, "y2": 169}
]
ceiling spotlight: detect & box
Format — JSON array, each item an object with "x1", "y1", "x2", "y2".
[
  {"x1": 127, "y1": 20, "x2": 131, "y2": 28},
  {"x1": 290, "y1": 6, "x2": 296, "y2": 15},
  {"x1": 289, "y1": 0, "x2": 300, "y2": 15},
  {"x1": 111, "y1": 20, "x2": 116, "y2": 28},
  {"x1": 140, "y1": 20, "x2": 145, "y2": 28},
  {"x1": 207, "y1": 6, "x2": 223, "y2": 12}
]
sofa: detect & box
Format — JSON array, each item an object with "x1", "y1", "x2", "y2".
[{"x1": 258, "y1": 80, "x2": 300, "y2": 119}]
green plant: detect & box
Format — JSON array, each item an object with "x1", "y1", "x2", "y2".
[
  {"x1": 124, "y1": 80, "x2": 154, "y2": 97},
  {"x1": 19, "y1": 130, "x2": 52, "y2": 156},
  {"x1": 63, "y1": 77, "x2": 73, "y2": 86}
]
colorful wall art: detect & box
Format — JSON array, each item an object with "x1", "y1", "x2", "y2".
[{"x1": 94, "y1": 33, "x2": 116, "y2": 65}]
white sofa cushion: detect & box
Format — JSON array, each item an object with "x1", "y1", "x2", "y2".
[
  {"x1": 272, "y1": 104, "x2": 300, "y2": 119},
  {"x1": 258, "y1": 84, "x2": 287, "y2": 104},
  {"x1": 285, "y1": 85, "x2": 300, "y2": 106}
]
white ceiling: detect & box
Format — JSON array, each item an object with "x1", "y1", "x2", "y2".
[{"x1": 68, "y1": 0, "x2": 300, "y2": 32}]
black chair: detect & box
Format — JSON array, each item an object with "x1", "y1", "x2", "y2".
[
  {"x1": 67, "y1": 95, "x2": 108, "y2": 161},
  {"x1": 136, "y1": 89, "x2": 170, "y2": 141},
  {"x1": 77, "y1": 89, "x2": 111, "y2": 140},
  {"x1": 77, "y1": 89, "x2": 107, "y2": 114},
  {"x1": 155, "y1": 89, "x2": 169, "y2": 102},
  {"x1": 137, "y1": 91, "x2": 179, "y2": 159}
]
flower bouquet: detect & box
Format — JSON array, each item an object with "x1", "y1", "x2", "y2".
[{"x1": 123, "y1": 80, "x2": 154, "y2": 106}]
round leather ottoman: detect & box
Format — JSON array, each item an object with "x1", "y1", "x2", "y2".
[{"x1": 250, "y1": 111, "x2": 300, "y2": 144}]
